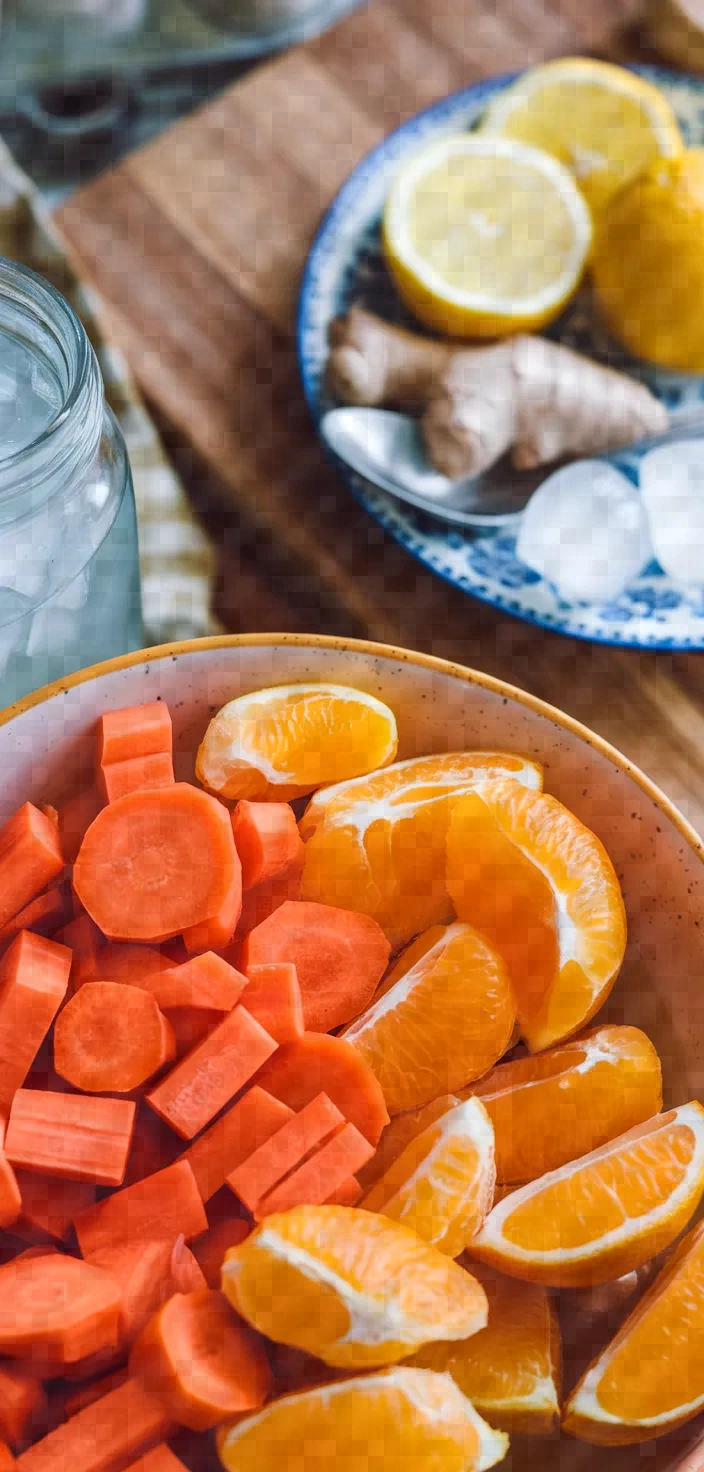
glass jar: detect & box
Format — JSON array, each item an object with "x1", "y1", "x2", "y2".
[{"x1": 0, "y1": 258, "x2": 143, "y2": 706}]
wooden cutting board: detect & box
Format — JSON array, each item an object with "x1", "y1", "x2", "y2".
[{"x1": 54, "y1": 0, "x2": 704, "y2": 843}]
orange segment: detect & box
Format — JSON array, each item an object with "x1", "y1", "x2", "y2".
[
  {"x1": 217, "y1": 1367, "x2": 509, "y2": 1472},
  {"x1": 361, "y1": 1097, "x2": 495, "y2": 1257},
  {"x1": 343, "y1": 923, "x2": 516, "y2": 1114},
  {"x1": 446, "y1": 780, "x2": 627, "y2": 1052},
  {"x1": 409, "y1": 1263, "x2": 561, "y2": 1436},
  {"x1": 357, "y1": 1095, "x2": 461, "y2": 1194},
  {"x1": 220, "y1": 1204, "x2": 488, "y2": 1369},
  {"x1": 300, "y1": 752, "x2": 543, "y2": 949},
  {"x1": 563, "y1": 1220, "x2": 704, "y2": 1444},
  {"x1": 467, "y1": 1025, "x2": 663, "y2": 1183},
  {"x1": 196, "y1": 684, "x2": 398, "y2": 801},
  {"x1": 471, "y1": 1102, "x2": 704, "y2": 1287}
]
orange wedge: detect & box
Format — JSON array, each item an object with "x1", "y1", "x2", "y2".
[
  {"x1": 300, "y1": 751, "x2": 542, "y2": 949},
  {"x1": 409, "y1": 1263, "x2": 561, "y2": 1436},
  {"x1": 446, "y1": 780, "x2": 627, "y2": 1052},
  {"x1": 467, "y1": 1025, "x2": 663, "y2": 1183},
  {"x1": 196, "y1": 683, "x2": 398, "y2": 801},
  {"x1": 470, "y1": 1102, "x2": 704, "y2": 1287},
  {"x1": 361, "y1": 1097, "x2": 496, "y2": 1257},
  {"x1": 220, "y1": 1204, "x2": 488, "y2": 1369},
  {"x1": 343, "y1": 922, "x2": 516, "y2": 1114},
  {"x1": 218, "y1": 1367, "x2": 509, "y2": 1472},
  {"x1": 563, "y1": 1220, "x2": 704, "y2": 1444},
  {"x1": 357, "y1": 1095, "x2": 462, "y2": 1194}
]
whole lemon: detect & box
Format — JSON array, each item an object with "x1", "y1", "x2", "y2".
[{"x1": 591, "y1": 149, "x2": 704, "y2": 372}]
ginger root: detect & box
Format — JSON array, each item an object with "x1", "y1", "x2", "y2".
[{"x1": 328, "y1": 308, "x2": 669, "y2": 480}]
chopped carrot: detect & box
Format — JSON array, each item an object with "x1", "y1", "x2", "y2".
[
  {"x1": 124, "y1": 1449, "x2": 188, "y2": 1472},
  {"x1": 183, "y1": 1086, "x2": 293, "y2": 1202},
  {"x1": 253, "y1": 1032, "x2": 389, "y2": 1145},
  {"x1": 324, "y1": 1176, "x2": 363, "y2": 1206},
  {"x1": 169, "y1": 1237, "x2": 207, "y2": 1297},
  {"x1": 73, "y1": 946, "x2": 173, "y2": 993},
  {"x1": 0, "y1": 1443, "x2": 13, "y2": 1468},
  {"x1": 146, "y1": 1007, "x2": 277, "y2": 1141},
  {"x1": 12, "y1": 1174, "x2": 97, "y2": 1244},
  {"x1": 74, "y1": 1161, "x2": 207, "y2": 1260},
  {"x1": 54, "y1": 790, "x2": 103, "y2": 867},
  {"x1": 0, "y1": 1366, "x2": 47, "y2": 1450},
  {"x1": 14, "y1": 1376, "x2": 175, "y2": 1472},
  {"x1": 97, "y1": 703, "x2": 173, "y2": 769},
  {"x1": 121, "y1": 1108, "x2": 180, "y2": 1189},
  {"x1": 55, "y1": 915, "x2": 103, "y2": 992},
  {"x1": 254, "y1": 1121, "x2": 374, "y2": 1220},
  {"x1": 10, "y1": 1248, "x2": 60, "y2": 1263},
  {"x1": 235, "y1": 854, "x2": 304, "y2": 939},
  {"x1": 0, "y1": 1152, "x2": 21, "y2": 1230},
  {"x1": 6, "y1": 1092, "x2": 136, "y2": 1188},
  {"x1": 54, "y1": 983, "x2": 176, "y2": 1094},
  {"x1": 63, "y1": 1370, "x2": 128, "y2": 1420},
  {"x1": 0, "y1": 933, "x2": 71, "y2": 1117},
  {"x1": 243, "y1": 962, "x2": 304, "y2": 1044},
  {"x1": 0, "y1": 884, "x2": 72, "y2": 952},
  {"x1": 73, "y1": 785, "x2": 241, "y2": 945},
  {"x1": 240, "y1": 900, "x2": 391, "y2": 1032},
  {"x1": 180, "y1": 857, "x2": 242, "y2": 955},
  {"x1": 227, "y1": 1092, "x2": 345, "y2": 1213},
  {"x1": 191, "y1": 1217, "x2": 250, "y2": 1289},
  {"x1": 100, "y1": 754, "x2": 175, "y2": 806},
  {"x1": 130, "y1": 1289, "x2": 271, "y2": 1431},
  {"x1": 0, "y1": 805, "x2": 64, "y2": 932},
  {"x1": 0, "y1": 1253, "x2": 122, "y2": 1374},
  {"x1": 134, "y1": 952, "x2": 247, "y2": 1014},
  {"x1": 86, "y1": 1236, "x2": 203, "y2": 1348},
  {"x1": 161, "y1": 1009, "x2": 223, "y2": 1056},
  {"x1": 231, "y1": 801, "x2": 303, "y2": 890}
]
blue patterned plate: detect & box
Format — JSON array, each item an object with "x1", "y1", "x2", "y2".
[{"x1": 298, "y1": 66, "x2": 704, "y2": 650}]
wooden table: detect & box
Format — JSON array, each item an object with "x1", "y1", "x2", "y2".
[{"x1": 54, "y1": 0, "x2": 704, "y2": 840}]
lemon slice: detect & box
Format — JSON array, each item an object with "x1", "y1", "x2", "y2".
[
  {"x1": 382, "y1": 135, "x2": 591, "y2": 339},
  {"x1": 480, "y1": 58, "x2": 683, "y2": 219}
]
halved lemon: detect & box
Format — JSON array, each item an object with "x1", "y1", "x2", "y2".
[{"x1": 382, "y1": 135, "x2": 591, "y2": 338}]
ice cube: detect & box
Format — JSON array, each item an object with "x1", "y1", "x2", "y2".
[
  {"x1": 639, "y1": 440, "x2": 704, "y2": 590},
  {"x1": 516, "y1": 459, "x2": 653, "y2": 604}
]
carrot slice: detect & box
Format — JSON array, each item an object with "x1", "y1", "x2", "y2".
[
  {"x1": 0, "y1": 933, "x2": 71, "y2": 1118},
  {"x1": 254, "y1": 1121, "x2": 374, "y2": 1219},
  {"x1": 0, "y1": 805, "x2": 64, "y2": 932},
  {"x1": 0, "y1": 1254, "x2": 122, "y2": 1373},
  {"x1": 183, "y1": 1086, "x2": 294, "y2": 1202},
  {"x1": 6, "y1": 1092, "x2": 136, "y2": 1188},
  {"x1": 14, "y1": 1377, "x2": 175, "y2": 1472},
  {"x1": 124, "y1": 1449, "x2": 188, "y2": 1472},
  {"x1": 12, "y1": 1174, "x2": 97, "y2": 1244},
  {"x1": 0, "y1": 1366, "x2": 47, "y2": 1450},
  {"x1": 192, "y1": 1217, "x2": 250, "y2": 1289},
  {"x1": 227, "y1": 1092, "x2": 345, "y2": 1213},
  {"x1": 74, "y1": 1161, "x2": 207, "y2": 1260},
  {"x1": 0, "y1": 884, "x2": 72, "y2": 952},
  {"x1": 324, "y1": 1176, "x2": 363, "y2": 1206},
  {"x1": 240, "y1": 900, "x2": 390, "y2": 1031},
  {"x1": 253, "y1": 1032, "x2": 389, "y2": 1145},
  {"x1": 243, "y1": 963, "x2": 304, "y2": 1044},
  {"x1": 0, "y1": 1442, "x2": 13, "y2": 1468},
  {"x1": 63, "y1": 1369, "x2": 128, "y2": 1419},
  {"x1": 73, "y1": 785, "x2": 241, "y2": 944},
  {"x1": 231, "y1": 801, "x2": 303, "y2": 890},
  {"x1": 146, "y1": 1006, "x2": 277, "y2": 1141},
  {"x1": 130, "y1": 1289, "x2": 271, "y2": 1431},
  {"x1": 100, "y1": 754, "x2": 175, "y2": 806},
  {"x1": 181, "y1": 856, "x2": 242, "y2": 955},
  {"x1": 54, "y1": 983, "x2": 176, "y2": 1094},
  {"x1": 135, "y1": 952, "x2": 247, "y2": 1014},
  {"x1": 86, "y1": 1237, "x2": 205, "y2": 1348}
]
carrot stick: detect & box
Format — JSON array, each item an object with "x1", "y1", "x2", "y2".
[
  {"x1": 253, "y1": 1032, "x2": 389, "y2": 1145},
  {"x1": 100, "y1": 755, "x2": 175, "y2": 807},
  {"x1": 191, "y1": 1218, "x2": 250, "y2": 1289},
  {"x1": 54, "y1": 983, "x2": 176, "y2": 1094},
  {"x1": 227, "y1": 1092, "x2": 345, "y2": 1213},
  {"x1": 124, "y1": 1449, "x2": 188, "y2": 1472},
  {"x1": 231, "y1": 801, "x2": 303, "y2": 890},
  {"x1": 63, "y1": 1370, "x2": 128, "y2": 1420},
  {"x1": 240, "y1": 900, "x2": 391, "y2": 1032},
  {"x1": 0, "y1": 805, "x2": 64, "y2": 931},
  {"x1": 54, "y1": 789, "x2": 103, "y2": 867},
  {"x1": 129, "y1": 1289, "x2": 271, "y2": 1431},
  {"x1": 97, "y1": 704, "x2": 173, "y2": 769},
  {"x1": 73, "y1": 786, "x2": 241, "y2": 944},
  {"x1": 0, "y1": 1366, "x2": 47, "y2": 1450},
  {"x1": 243, "y1": 963, "x2": 304, "y2": 1044},
  {"x1": 86, "y1": 1237, "x2": 204, "y2": 1348},
  {"x1": 0, "y1": 933, "x2": 71, "y2": 1117},
  {"x1": 0, "y1": 884, "x2": 72, "y2": 952},
  {"x1": 324, "y1": 1177, "x2": 363, "y2": 1206},
  {"x1": 183, "y1": 1086, "x2": 293, "y2": 1202},
  {"x1": 15, "y1": 1376, "x2": 175, "y2": 1472},
  {"x1": 74, "y1": 1161, "x2": 207, "y2": 1260},
  {"x1": 0, "y1": 1151, "x2": 21, "y2": 1230},
  {"x1": 0, "y1": 1254, "x2": 122, "y2": 1374},
  {"x1": 146, "y1": 1006, "x2": 277, "y2": 1141},
  {"x1": 12, "y1": 1174, "x2": 97, "y2": 1244},
  {"x1": 6, "y1": 1092, "x2": 136, "y2": 1188},
  {"x1": 253, "y1": 1121, "x2": 374, "y2": 1219},
  {"x1": 134, "y1": 953, "x2": 247, "y2": 1014}
]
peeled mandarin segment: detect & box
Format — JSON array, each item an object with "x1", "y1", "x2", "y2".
[
  {"x1": 220, "y1": 1204, "x2": 488, "y2": 1369},
  {"x1": 357, "y1": 1094, "x2": 461, "y2": 1194},
  {"x1": 471, "y1": 1102, "x2": 704, "y2": 1288},
  {"x1": 468, "y1": 1024, "x2": 663, "y2": 1183},
  {"x1": 217, "y1": 1367, "x2": 509, "y2": 1472},
  {"x1": 445, "y1": 780, "x2": 627, "y2": 1053},
  {"x1": 361, "y1": 1097, "x2": 496, "y2": 1258},
  {"x1": 563, "y1": 1219, "x2": 704, "y2": 1444},
  {"x1": 300, "y1": 750, "x2": 543, "y2": 950},
  {"x1": 343, "y1": 922, "x2": 516, "y2": 1115},
  {"x1": 195, "y1": 683, "x2": 398, "y2": 802}
]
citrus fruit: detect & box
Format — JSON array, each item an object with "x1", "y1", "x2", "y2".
[
  {"x1": 217, "y1": 1366, "x2": 509, "y2": 1472},
  {"x1": 563, "y1": 1219, "x2": 704, "y2": 1444},
  {"x1": 470, "y1": 1102, "x2": 704, "y2": 1288},
  {"x1": 409, "y1": 1263, "x2": 561, "y2": 1436},
  {"x1": 357, "y1": 1094, "x2": 461, "y2": 1194},
  {"x1": 445, "y1": 780, "x2": 627, "y2": 1053},
  {"x1": 196, "y1": 684, "x2": 398, "y2": 801},
  {"x1": 361, "y1": 1097, "x2": 496, "y2": 1257},
  {"x1": 382, "y1": 134, "x2": 591, "y2": 339},
  {"x1": 342, "y1": 922, "x2": 516, "y2": 1114},
  {"x1": 480, "y1": 57, "x2": 683, "y2": 219},
  {"x1": 591, "y1": 149, "x2": 704, "y2": 372},
  {"x1": 300, "y1": 750, "x2": 542, "y2": 950},
  {"x1": 221, "y1": 1204, "x2": 488, "y2": 1368},
  {"x1": 466, "y1": 1025, "x2": 663, "y2": 1183}
]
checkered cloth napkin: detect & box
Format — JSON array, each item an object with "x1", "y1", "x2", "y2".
[{"x1": 0, "y1": 137, "x2": 219, "y2": 644}]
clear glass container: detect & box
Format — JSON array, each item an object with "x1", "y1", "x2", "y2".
[{"x1": 0, "y1": 257, "x2": 143, "y2": 706}]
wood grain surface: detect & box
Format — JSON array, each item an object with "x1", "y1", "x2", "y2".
[{"x1": 53, "y1": 0, "x2": 704, "y2": 847}]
